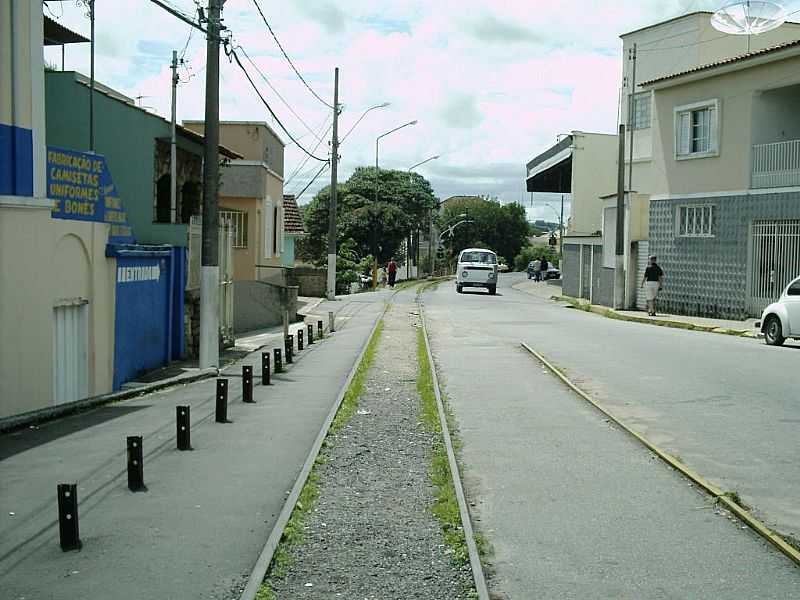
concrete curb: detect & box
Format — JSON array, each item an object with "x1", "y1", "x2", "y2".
[
  {"x1": 0, "y1": 367, "x2": 219, "y2": 434},
  {"x1": 520, "y1": 342, "x2": 800, "y2": 568},
  {"x1": 549, "y1": 293, "x2": 755, "y2": 338}
]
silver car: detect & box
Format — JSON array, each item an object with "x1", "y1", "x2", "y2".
[{"x1": 456, "y1": 248, "x2": 498, "y2": 295}]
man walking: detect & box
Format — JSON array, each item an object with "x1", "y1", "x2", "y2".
[
  {"x1": 539, "y1": 257, "x2": 549, "y2": 281},
  {"x1": 387, "y1": 257, "x2": 398, "y2": 288},
  {"x1": 641, "y1": 255, "x2": 664, "y2": 316}
]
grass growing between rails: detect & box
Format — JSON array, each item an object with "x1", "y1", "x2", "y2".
[
  {"x1": 257, "y1": 320, "x2": 385, "y2": 599},
  {"x1": 416, "y1": 327, "x2": 487, "y2": 569}
]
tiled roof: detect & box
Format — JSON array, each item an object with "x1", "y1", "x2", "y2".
[
  {"x1": 641, "y1": 38, "x2": 800, "y2": 86},
  {"x1": 282, "y1": 194, "x2": 306, "y2": 235}
]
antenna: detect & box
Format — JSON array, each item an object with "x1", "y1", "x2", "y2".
[{"x1": 711, "y1": 1, "x2": 786, "y2": 35}]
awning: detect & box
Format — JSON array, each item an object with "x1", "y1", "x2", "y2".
[
  {"x1": 44, "y1": 15, "x2": 89, "y2": 46},
  {"x1": 525, "y1": 136, "x2": 573, "y2": 193}
]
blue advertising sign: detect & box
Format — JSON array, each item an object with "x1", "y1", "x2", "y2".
[{"x1": 47, "y1": 146, "x2": 134, "y2": 244}]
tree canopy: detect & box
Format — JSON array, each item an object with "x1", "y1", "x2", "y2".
[
  {"x1": 296, "y1": 166, "x2": 437, "y2": 265},
  {"x1": 439, "y1": 197, "x2": 530, "y2": 267}
]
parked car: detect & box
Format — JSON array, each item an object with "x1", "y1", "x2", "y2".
[
  {"x1": 756, "y1": 275, "x2": 800, "y2": 346},
  {"x1": 544, "y1": 266, "x2": 561, "y2": 280},
  {"x1": 456, "y1": 248, "x2": 498, "y2": 295}
]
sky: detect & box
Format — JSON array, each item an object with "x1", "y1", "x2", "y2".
[{"x1": 41, "y1": 0, "x2": 789, "y2": 221}]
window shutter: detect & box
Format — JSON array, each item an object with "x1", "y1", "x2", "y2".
[
  {"x1": 709, "y1": 106, "x2": 718, "y2": 152},
  {"x1": 677, "y1": 112, "x2": 690, "y2": 155}
]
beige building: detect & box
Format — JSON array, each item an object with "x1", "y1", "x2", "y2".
[
  {"x1": 1, "y1": 3, "x2": 116, "y2": 419},
  {"x1": 640, "y1": 39, "x2": 800, "y2": 319},
  {"x1": 183, "y1": 121, "x2": 286, "y2": 282}
]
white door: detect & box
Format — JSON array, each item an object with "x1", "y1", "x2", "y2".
[
  {"x1": 785, "y1": 280, "x2": 800, "y2": 336},
  {"x1": 53, "y1": 302, "x2": 89, "y2": 405}
]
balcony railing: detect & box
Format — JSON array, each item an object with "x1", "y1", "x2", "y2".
[{"x1": 752, "y1": 139, "x2": 800, "y2": 189}]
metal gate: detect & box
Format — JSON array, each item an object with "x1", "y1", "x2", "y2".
[
  {"x1": 635, "y1": 241, "x2": 650, "y2": 311},
  {"x1": 748, "y1": 220, "x2": 800, "y2": 315},
  {"x1": 53, "y1": 301, "x2": 89, "y2": 405},
  {"x1": 580, "y1": 245, "x2": 591, "y2": 299}
]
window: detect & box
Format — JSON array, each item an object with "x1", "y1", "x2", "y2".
[
  {"x1": 675, "y1": 100, "x2": 718, "y2": 158},
  {"x1": 788, "y1": 281, "x2": 800, "y2": 296},
  {"x1": 459, "y1": 251, "x2": 496, "y2": 264},
  {"x1": 630, "y1": 92, "x2": 651, "y2": 130},
  {"x1": 220, "y1": 209, "x2": 248, "y2": 248},
  {"x1": 677, "y1": 205, "x2": 715, "y2": 237}
]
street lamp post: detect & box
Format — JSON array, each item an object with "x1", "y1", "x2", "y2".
[
  {"x1": 375, "y1": 120, "x2": 418, "y2": 204},
  {"x1": 371, "y1": 120, "x2": 417, "y2": 287},
  {"x1": 408, "y1": 155, "x2": 440, "y2": 279}
]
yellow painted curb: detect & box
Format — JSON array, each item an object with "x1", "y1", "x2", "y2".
[{"x1": 520, "y1": 342, "x2": 800, "y2": 568}]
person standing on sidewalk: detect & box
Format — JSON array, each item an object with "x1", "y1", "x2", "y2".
[
  {"x1": 531, "y1": 258, "x2": 541, "y2": 281},
  {"x1": 641, "y1": 255, "x2": 664, "y2": 316},
  {"x1": 387, "y1": 257, "x2": 398, "y2": 288},
  {"x1": 539, "y1": 257, "x2": 549, "y2": 281}
]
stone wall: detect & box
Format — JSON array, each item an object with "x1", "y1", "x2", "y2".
[
  {"x1": 288, "y1": 266, "x2": 327, "y2": 298},
  {"x1": 233, "y1": 281, "x2": 298, "y2": 333}
]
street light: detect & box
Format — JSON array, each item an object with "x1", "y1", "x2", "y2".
[
  {"x1": 375, "y1": 120, "x2": 418, "y2": 203},
  {"x1": 408, "y1": 155, "x2": 440, "y2": 172},
  {"x1": 340, "y1": 102, "x2": 391, "y2": 144},
  {"x1": 406, "y1": 155, "x2": 440, "y2": 279}
]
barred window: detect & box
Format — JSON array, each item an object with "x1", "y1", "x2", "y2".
[
  {"x1": 677, "y1": 205, "x2": 715, "y2": 237},
  {"x1": 630, "y1": 91, "x2": 651, "y2": 130},
  {"x1": 220, "y1": 209, "x2": 248, "y2": 248}
]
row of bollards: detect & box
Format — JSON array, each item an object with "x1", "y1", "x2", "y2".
[{"x1": 57, "y1": 315, "x2": 335, "y2": 553}]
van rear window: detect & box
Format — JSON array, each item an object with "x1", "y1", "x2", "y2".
[{"x1": 460, "y1": 251, "x2": 496, "y2": 264}]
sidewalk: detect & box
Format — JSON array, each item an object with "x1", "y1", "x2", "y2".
[
  {"x1": 0, "y1": 294, "x2": 386, "y2": 600},
  {"x1": 513, "y1": 279, "x2": 758, "y2": 337}
]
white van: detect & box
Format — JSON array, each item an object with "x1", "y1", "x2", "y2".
[{"x1": 456, "y1": 248, "x2": 498, "y2": 295}]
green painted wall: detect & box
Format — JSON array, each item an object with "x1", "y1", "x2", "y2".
[{"x1": 44, "y1": 72, "x2": 200, "y2": 247}]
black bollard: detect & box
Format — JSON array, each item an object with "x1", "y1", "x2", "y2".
[
  {"x1": 274, "y1": 348, "x2": 283, "y2": 373},
  {"x1": 297, "y1": 329, "x2": 304, "y2": 351},
  {"x1": 57, "y1": 483, "x2": 82, "y2": 551},
  {"x1": 176, "y1": 406, "x2": 192, "y2": 450},
  {"x1": 242, "y1": 365, "x2": 254, "y2": 403},
  {"x1": 216, "y1": 379, "x2": 231, "y2": 422},
  {"x1": 307, "y1": 323, "x2": 314, "y2": 345},
  {"x1": 329, "y1": 310, "x2": 335, "y2": 333},
  {"x1": 318, "y1": 320, "x2": 324, "y2": 338},
  {"x1": 127, "y1": 436, "x2": 146, "y2": 492},
  {"x1": 261, "y1": 352, "x2": 270, "y2": 385},
  {"x1": 285, "y1": 335, "x2": 294, "y2": 365}
]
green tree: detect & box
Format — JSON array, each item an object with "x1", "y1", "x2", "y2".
[
  {"x1": 440, "y1": 197, "x2": 530, "y2": 268},
  {"x1": 513, "y1": 245, "x2": 558, "y2": 272},
  {"x1": 297, "y1": 167, "x2": 437, "y2": 266}
]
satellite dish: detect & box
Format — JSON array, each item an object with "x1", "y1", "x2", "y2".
[{"x1": 711, "y1": 1, "x2": 787, "y2": 35}]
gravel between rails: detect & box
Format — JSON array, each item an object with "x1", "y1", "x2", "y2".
[{"x1": 268, "y1": 298, "x2": 474, "y2": 599}]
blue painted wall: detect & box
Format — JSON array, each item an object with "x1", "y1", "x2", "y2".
[
  {"x1": 111, "y1": 246, "x2": 185, "y2": 390},
  {"x1": 0, "y1": 123, "x2": 33, "y2": 196}
]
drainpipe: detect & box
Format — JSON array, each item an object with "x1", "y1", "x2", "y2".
[{"x1": 167, "y1": 249, "x2": 175, "y2": 362}]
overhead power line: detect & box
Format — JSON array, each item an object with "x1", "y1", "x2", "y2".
[
  {"x1": 236, "y1": 45, "x2": 325, "y2": 143},
  {"x1": 229, "y1": 48, "x2": 328, "y2": 163},
  {"x1": 295, "y1": 162, "x2": 330, "y2": 201},
  {"x1": 286, "y1": 118, "x2": 333, "y2": 187},
  {"x1": 147, "y1": 0, "x2": 208, "y2": 34},
  {"x1": 249, "y1": 0, "x2": 334, "y2": 109}
]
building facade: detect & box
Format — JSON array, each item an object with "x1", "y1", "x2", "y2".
[{"x1": 643, "y1": 40, "x2": 800, "y2": 319}]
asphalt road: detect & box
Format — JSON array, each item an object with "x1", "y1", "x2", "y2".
[{"x1": 422, "y1": 273, "x2": 800, "y2": 599}]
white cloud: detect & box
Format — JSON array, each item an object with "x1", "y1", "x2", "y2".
[{"x1": 42, "y1": 0, "x2": 764, "y2": 212}]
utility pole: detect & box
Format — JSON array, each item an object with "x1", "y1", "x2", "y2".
[
  {"x1": 200, "y1": 0, "x2": 221, "y2": 369},
  {"x1": 89, "y1": 0, "x2": 95, "y2": 152},
  {"x1": 614, "y1": 123, "x2": 626, "y2": 310},
  {"x1": 326, "y1": 67, "x2": 340, "y2": 301},
  {"x1": 170, "y1": 50, "x2": 178, "y2": 224}
]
